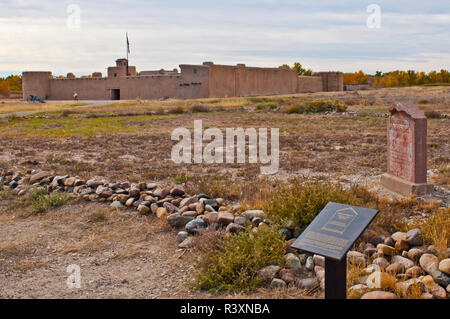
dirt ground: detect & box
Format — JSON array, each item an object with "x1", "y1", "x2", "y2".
[
  {"x1": 0, "y1": 86, "x2": 448, "y2": 298},
  {"x1": 0, "y1": 200, "x2": 318, "y2": 299}
]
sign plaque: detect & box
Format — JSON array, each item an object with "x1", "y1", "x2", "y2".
[{"x1": 291, "y1": 202, "x2": 379, "y2": 299}]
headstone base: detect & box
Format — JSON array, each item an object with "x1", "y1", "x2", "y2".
[{"x1": 380, "y1": 173, "x2": 433, "y2": 196}]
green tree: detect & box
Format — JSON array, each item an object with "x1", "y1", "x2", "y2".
[{"x1": 292, "y1": 62, "x2": 312, "y2": 76}]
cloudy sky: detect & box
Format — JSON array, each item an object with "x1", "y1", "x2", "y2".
[{"x1": 0, "y1": 0, "x2": 449, "y2": 77}]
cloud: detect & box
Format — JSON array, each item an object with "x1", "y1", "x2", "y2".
[{"x1": 0, "y1": 0, "x2": 449, "y2": 76}]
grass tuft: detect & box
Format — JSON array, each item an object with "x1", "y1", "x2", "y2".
[
  {"x1": 191, "y1": 226, "x2": 286, "y2": 292},
  {"x1": 285, "y1": 99, "x2": 347, "y2": 114}
]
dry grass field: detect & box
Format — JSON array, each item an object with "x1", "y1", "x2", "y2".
[{"x1": 0, "y1": 86, "x2": 448, "y2": 298}]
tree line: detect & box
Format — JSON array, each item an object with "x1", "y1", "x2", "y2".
[
  {"x1": 0, "y1": 75, "x2": 22, "y2": 96},
  {"x1": 343, "y1": 69, "x2": 450, "y2": 87}
]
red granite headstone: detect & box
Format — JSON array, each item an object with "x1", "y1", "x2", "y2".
[{"x1": 380, "y1": 102, "x2": 433, "y2": 195}]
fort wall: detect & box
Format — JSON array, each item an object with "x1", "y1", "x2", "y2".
[
  {"x1": 312, "y1": 72, "x2": 343, "y2": 92},
  {"x1": 50, "y1": 77, "x2": 109, "y2": 100},
  {"x1": 296, "y1": 76, "x2": 323, "y2": 93},
  {"x1": 22, "y1": 72, "x2": 52, "y2": 100},
  {"x1": 177, "y1": 65, "x2": 210, "y2": 99},
  {"x1": 208, "y1": 64, "x2": 298, "y2": 97},
  {"x1": 49, "y1": 76, "x2": 179, "y2": 100},
  {"x1": 22, "y1": 59, "x2": 344, "y2": 101},
  {"x1": 235, "y1": 65, "x2": 298, "y2": 96},
  {"x1": 208, "y1": 64, "x2": 236, "y2": 97}
]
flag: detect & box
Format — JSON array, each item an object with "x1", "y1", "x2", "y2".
[{"x1": 126, "y1": 33, "x2": 130, "y2": 54}]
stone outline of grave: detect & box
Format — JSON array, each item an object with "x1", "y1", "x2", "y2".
[{"x1": 320, "y1": 207, "x2": 358, "y2": 235}]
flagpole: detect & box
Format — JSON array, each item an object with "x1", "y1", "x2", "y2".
[{"x1": 126, "y1": 32, "x2": 129, "y2": 76}]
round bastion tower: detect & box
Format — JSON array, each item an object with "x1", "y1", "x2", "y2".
[{"x1": 22, "y1": 71, "x2": 52, "y2": 100}]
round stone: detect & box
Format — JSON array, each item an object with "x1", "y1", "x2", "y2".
[
  {"x1": 430, "y1": 284, "x2": 447, "y2": 299},
  {"x1": 406, "y1": 228, "x2": 423, "y2": 246},
  {"x1": 377, "y1": 244, "x2": 396, "y2": 256},
  {"x1": 234, "y1": 216, "x2": 247, "y2": 226},
  {"x1": 407, "y1": 248, "x2": 424, "y2": 262},
  {"x1": 137, "y1": 204, "x2": 150, "y2": 215},
  {"x1": 170, "y1": 187, "x2": 185, "y2": 197},
  {"x1": 156, "y1": 207, "x2": 168, "y2": 219},
  {"x1": 391, "y1": 255, "x2": 414, "y2": 270},
  {"x1": 270, "y1": 278, "x2": 287, "y2": 289},
  {"x1": 431, "y1": 270, "x2": 450, "y2": 287},
  {"x1": 361, "y1": 291, "x2": 398, "y2": 299},
  {"x1": 257, "y1": 265, "x2": 281, "y2": 283},
  {"x1": 285, "y1": 253, "x2": 301, "y2": 270},
  {"x1": 305, "y1": 256, "x2": 314, "y2": 271},
  {"x1": 386, "y1": 263, "x2": 405, "y2": 275},
  {"x1": 297, "y1": 278, "x2": 319, "y2": 290},
  {"x1": 313, "y1": 255, "x2": 325, "y2": 267},
  {"x1": 391, "y1": 231, "x2": 407, "y2": 242},
  {"x1": 167, "y1": 213, "x2": 194, "y2": 228},
  {"x1": 278, "y1": 228, "x2": 293, "y2": 240},
  {"x1": 176, "y1": 231, "x2": 189, "y2": 243},
  {"x1": 347, "y1": 251, "x2": 367, "y2": 266},
  {"x1": 406, "y1": 266, "x2": 425, "y2": 278},
  {"x1": 372, "y1": 257, "x2": 390, "y2": 269},
  {"x1": 110, "y1": 200, "x2": 123, "y2": 208},
  {"x1": 419, "y1": 253, "x2": 439, "y2": 274},
  {"x1": 217, "y1": 211, "x2": 235, "y2": 225},
  {"x1": 438, "y1": 258, "x2": 450, "y2": 275},
  {"x1": 348, "y1": 284, "x2": 369, "y2": 295},
  {"x1": 185, "y1": 219, "x2": 207, "y2": 234},
  {"x1": 395, "y1": 239, "x2": 410, "y2": 252}
]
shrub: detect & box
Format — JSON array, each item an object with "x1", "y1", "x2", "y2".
[
  {"x1": 255, "y1": 103, "x2": 266, "y2": 110},
  {"x1": 285, "y1": 99, "x2": 347, "y2": 114},
  {"x1": 168, "y1": 106, "x2": 185, "y2": 114},
  {"x1": 29, "y1": 187, "x2": 69, "y2": 215},
  {"x1": 262, "y1": 180, "x2": 359, "y2": 230},
  {"x1": 0, "y1": 188, "x2": 15, "y2": 200},
  {"x1": 174, "y1": 173, "x2": 193, "y2": 184},
  {"x1": 424, "y1": 110, "x2": 442, "y2": 119},
  {"x1": 191, "y1": 226, "x2": 286, "y2": 292},
  {"x1": 190, "y1": 104, "x2": 210, "y2": 113},
  {"x1": 405, "y1": 208, "x2": 449, "y2": 255},
  {"x1": 266, "y1": 102, "x2": 278, "y2": 110},
  {"x1": 88, "y1": 209, "x2": 107, "y2": 222}
]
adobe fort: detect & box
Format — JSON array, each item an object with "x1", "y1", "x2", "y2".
[{"x1": 22, "y1": 59, "x2": 343, "y2": 100}]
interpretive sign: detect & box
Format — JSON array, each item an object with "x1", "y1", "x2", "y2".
[
  {"x1": 291, "y1": 202, "x2": 378, "y2": 261},
  {"x1": 291, "y1": 202, "x2": 379, "y2": 299}
]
